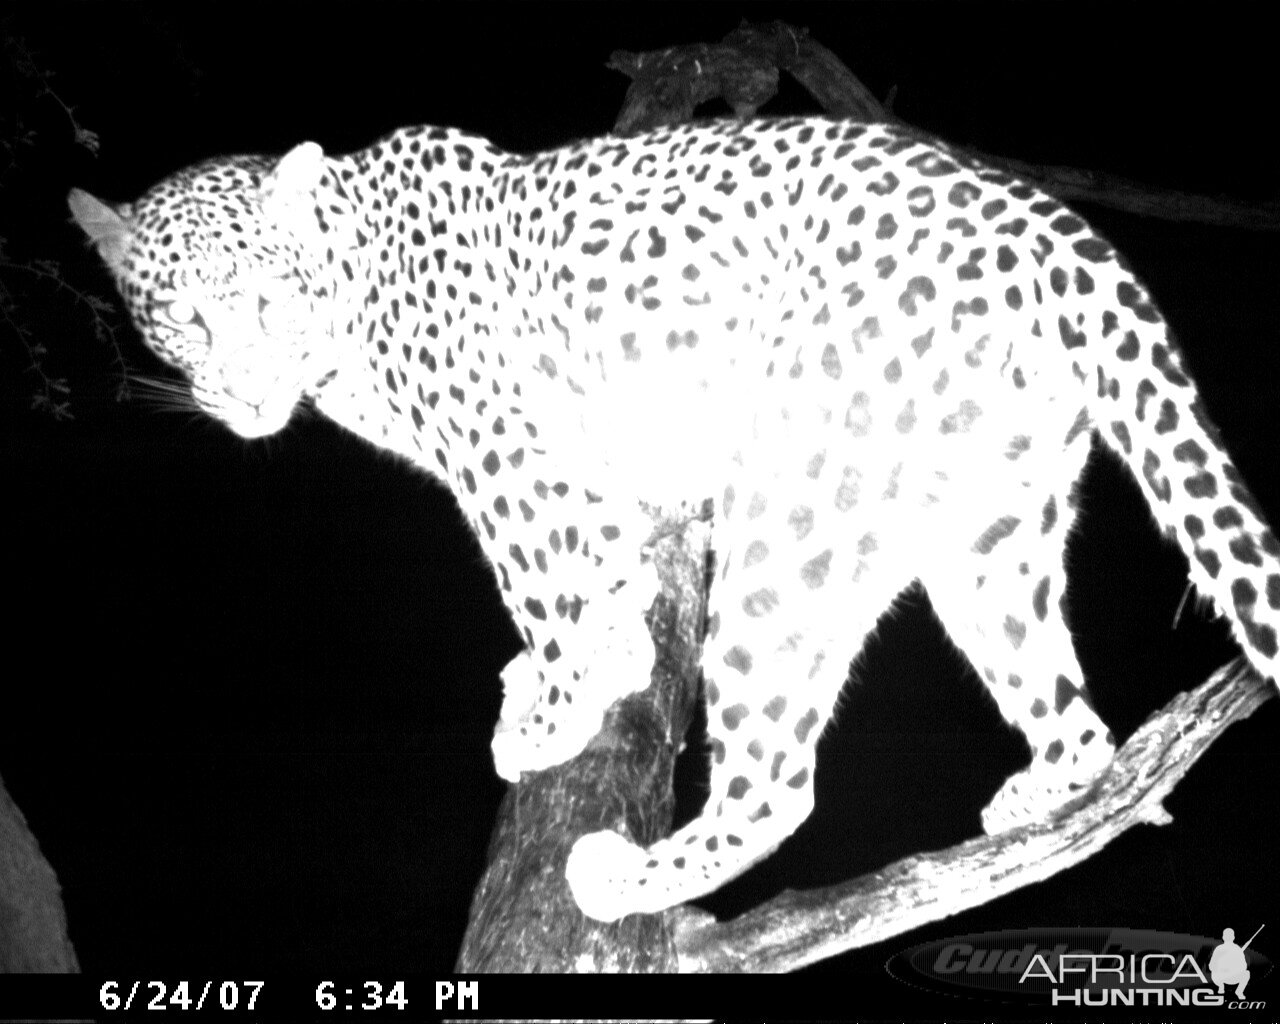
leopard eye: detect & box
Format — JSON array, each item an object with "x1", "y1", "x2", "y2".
[{"x1": 161, "y1": 299, "x2": 200, "y2": 325}]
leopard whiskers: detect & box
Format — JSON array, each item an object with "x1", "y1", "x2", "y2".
[{"x1": 128, "y1": 374, "x2": 203, "y2": 416}]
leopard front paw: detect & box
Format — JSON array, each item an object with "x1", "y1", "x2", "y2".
[
  {"x1": 491, "y1": 701, "x2": 606, "y2": 782},
  {"x1": 565, "y1": 829, "x2": 655, "y2": 921},
  {"x1": 493, "y1": 652, "x2": 602, "y2": 780},
  {"x1": 496, "y1": 650, "x2": 541, "y2": 734}
]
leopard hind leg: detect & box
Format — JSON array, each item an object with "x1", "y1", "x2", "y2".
[{"x1": 926, "y1": 432, "x2": 1117, "y2": 832}]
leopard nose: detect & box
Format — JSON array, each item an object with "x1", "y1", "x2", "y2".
[{"x1": 218, "y1": 350, "x2": 284, "y2": 408}]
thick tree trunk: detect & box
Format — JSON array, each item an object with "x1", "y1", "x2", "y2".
[{"x1": 456, "y1": 504, "x2": 711, "y2": 972}]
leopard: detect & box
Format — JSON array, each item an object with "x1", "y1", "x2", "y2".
[{"x1": 68, "y1": 116, "x2": 1280, "y2": 923}]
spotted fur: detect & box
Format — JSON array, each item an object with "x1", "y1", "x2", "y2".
[{"x1": 69, "y1": 118, "x2": 1280, "y2": 921}]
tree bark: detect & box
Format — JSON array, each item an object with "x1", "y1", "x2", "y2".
[
  {"x1": 457, "y1": 505, "x2": 712, "y2": 972},
  {"x1": 0, "y1": 775, "x2": 79, "y2": 973}
]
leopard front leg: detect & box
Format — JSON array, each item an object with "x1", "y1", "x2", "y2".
[
  {"x1": 484, "y1": 462, "x2": 661, "y2": 782},
  {"x1": 566, "y1": 455, "x2": 913, "y2": 920}
]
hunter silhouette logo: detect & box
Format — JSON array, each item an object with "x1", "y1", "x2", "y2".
[{"x1": 1211, "y1": 925, "x2": 1263, "y2": 999}]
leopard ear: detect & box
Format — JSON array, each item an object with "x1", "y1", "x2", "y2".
[
  {"x1": 270, "y1": 141, "x2": 326, "y2": 195},
  {"x1": 262, "y1": 141, "x2": 327, "y2": 233},
  {"x1": 67, "y1": 188, "x2": 131, "y2": 273}
]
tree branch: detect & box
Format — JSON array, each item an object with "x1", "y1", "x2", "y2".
[
  {"x1": 610, "y1": 20, "x2": 1280, "y2": 231},
  {"x1": 673, "y1": 662, "x2": 1273, "y2": 972}
]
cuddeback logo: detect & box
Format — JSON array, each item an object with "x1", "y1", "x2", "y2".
[{"x1": 887, "y1": 926, "x2": 1271, "y2": 1009}]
